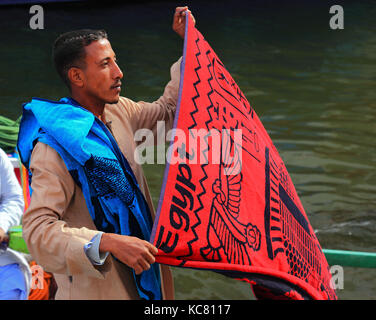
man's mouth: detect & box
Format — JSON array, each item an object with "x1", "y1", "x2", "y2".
[{"x1": 111, "y1": 82, "x2": 122, "y2": 92}]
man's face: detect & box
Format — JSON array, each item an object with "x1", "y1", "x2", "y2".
[{"x1": 80, "y1": 38, "x2": 123, "y2": 105}]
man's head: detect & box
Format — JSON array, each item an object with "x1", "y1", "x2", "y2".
[{"x1": 53, "y1": 29, "x2": 123, "y2": 107}]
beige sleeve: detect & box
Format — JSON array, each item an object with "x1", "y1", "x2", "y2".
[
  {"x1": 22, "y1": 142, "x2": 110, "y2": 278},
  {"x1": 126, "y1": 57, "x2": 182, "y2": 141}
]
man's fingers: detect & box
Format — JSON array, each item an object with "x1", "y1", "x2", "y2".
[
  {"x1": 139, "y1": 260, "x2": 151, "y2": 272},
  {"x1": 175, "y1": 6, "x2": 188, "y2": 15},
  {"x1": 174, "y1": 7, "x2": 188, "y2": 21},
  {"x1": 134, "y1": 259, "x2": 151, "y2": 275},
  {"x1": 132, "y1": 241, "x2": 157, "y2": 274},
  {"x1": 144, "y1": 250, "x2": 156, "y2": 265},
  {"x1": 134, "y1": 264, "x2": 143, "y2": 275},
  {"x1": 172, "y1": 6, "x2": 195, "y2": 37},
  {"x1": 145, "y1": 240, "x2": 158, "y2": 255},
  {"x1": 179, "y1": 9, "x2": 195, "y2": 27}
]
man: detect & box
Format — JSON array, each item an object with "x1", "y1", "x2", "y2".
[
  {"x1": 18, "y1": 7, "x2": 195, "y2": 300},
  {"x1": 0, "y1": 147, "x2": 30, "y2": 299}
]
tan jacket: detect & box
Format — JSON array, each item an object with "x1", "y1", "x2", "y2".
[{"x1": 22, "y1": 58, "x2": 181, "y2": 300}]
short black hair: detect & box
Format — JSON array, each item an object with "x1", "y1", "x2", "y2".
[{"x1": 53, "y1": 29, "x2": 108, "y2": 90}]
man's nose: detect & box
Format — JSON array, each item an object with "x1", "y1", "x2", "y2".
[{"x1": 113, "y1": 62, "x2": 123, "y2": 80}]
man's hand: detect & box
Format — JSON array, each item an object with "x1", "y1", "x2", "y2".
[
  {"x1": 0, "y1": 228, "x2": 9, "y2": 244},
  {"x1": 172, "y1": 6, "x2": 196, "y2": 39},
  {"x1": 99, "y1": 233, "x2": 158, "y2": 275}
]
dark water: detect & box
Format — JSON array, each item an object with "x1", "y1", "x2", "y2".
[{"x1": 0, "y1": 0, "x2": 375, "y2": 299}]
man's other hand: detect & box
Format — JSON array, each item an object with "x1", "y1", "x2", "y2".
[{"x1": 173, "y1": 6, "x2": 196, "y2": 39}]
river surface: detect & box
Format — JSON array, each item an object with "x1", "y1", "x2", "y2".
[{"x1": 0, "y1": 0, "x2": 375, "y2": 300}]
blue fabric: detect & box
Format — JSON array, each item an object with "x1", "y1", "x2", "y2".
[
  {"x1": 0, "y1": 264, "x2": 27, "y2": 300},
  {"x1": 17, "y1": 97, "x2": 161, "y2": 300}
]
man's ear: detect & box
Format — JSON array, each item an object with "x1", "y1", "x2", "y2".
[{"x1": 67, "y1": 67, "x2": 84, "y2": 88}]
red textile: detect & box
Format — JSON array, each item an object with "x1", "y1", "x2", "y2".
[{"x1": 151, "y1": 15, "x2": 336, "y2": 300}]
